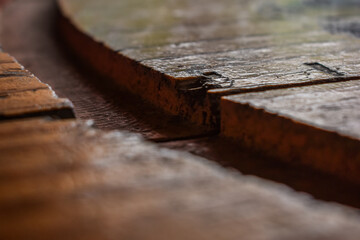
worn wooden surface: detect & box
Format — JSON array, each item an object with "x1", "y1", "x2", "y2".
[
  {"x1": 2, "y1": 117, "x2": 360, "y2": 240},
  {"x1": 58, "y1": 0, "x2": 360, "y2": 126},
  {"x1": 2, "y1": 1, "x2": 360, "y2": 238},
  {"x1": 222, "y1": 80, "x2": 360, "y2": 183},
  {"x1": 0, "y1": 51, "x2": 74, "y2": 119}
]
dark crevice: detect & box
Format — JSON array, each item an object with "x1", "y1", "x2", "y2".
[
  {"x1": 209, "y1": 75, "x2": 360, "y2": 97},
  {"x1": 0, "y1": 86, "x2": 49, "y2": 95},
  {"x1": 175, "y1": 72, "x2": 233, "y2": 92},
  {"x1": 304, "y1": 62, "x2": 345, "y2": 76},
  {"x1": 0, "y1": 73, "x2": 30, "y2": 78},
  {"x1": 152, "y1": 130, "x2": 219, "y2": 143},
  {"x1": 0, "y1": 107, "x2": 75, "y2": 121}
]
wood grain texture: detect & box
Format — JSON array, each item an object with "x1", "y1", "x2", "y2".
[
  {"x1": 2, "y1": 117, "x2": 360, "y2": 240},
  {"x1": 0, "y1": 51, "x2": 74, "y2": 119},
  {"x1": 222, "y1": 79, "x2": 360, "y2": 183},
  {"x1": 2, "y1": 1, "x2": 360, "y2": 238},
  {"x1": 57, "y1": 0, "x2": 360, "y2": 126}
]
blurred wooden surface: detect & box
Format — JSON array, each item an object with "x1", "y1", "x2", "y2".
[{"x1": 2, "y1": 117, "x2": 360, "y2": 240}]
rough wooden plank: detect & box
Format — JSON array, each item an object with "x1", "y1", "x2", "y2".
[
  {"x1": 0, "y1": 51, "x2": 74, "y2": 119},
  {"x1": 1, "y1": 117, "x2": 360, "y2": 239},
  {"x1": 221, "y1": 79, "x2": 360, "y2": 184},
  {"x1": 0, "y1": 86, "x2": 74, "y2": 119},
  {"x1": 58, "y1": 0, "x2": 360, "y2": 126}
]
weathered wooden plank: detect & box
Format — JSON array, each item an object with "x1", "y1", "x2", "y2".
[
  {"x1": 0, "y1": 86, "x2": 74, "y2": 119},
  {"x1": 221, "y1": 79, "x2": 360, "y2": 184},
  {"x1": 58, "y1": 0, "x2": 360, "y2": 126},
  {"x1": 1, "y1": 117, "x2": 360, "y2": 239},
  {"x1": 0, "y1": 51, "x2": 74, "y2": 119}
]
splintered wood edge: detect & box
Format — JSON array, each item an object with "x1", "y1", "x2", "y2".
[
  {"x1": 220, "y1": 97, "x2": 360, "y2": 184},
  {"x1": 57, "y1": 0, "x2": 224, "y2": 129}
]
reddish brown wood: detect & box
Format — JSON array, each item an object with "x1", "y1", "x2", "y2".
[
  {"x1": 0, "y1": 51, "x2": 74, "y2": 120},
  {"x1": 2, "y1": 117, "x2": 360, "y2": 240}
]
